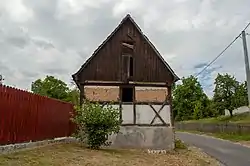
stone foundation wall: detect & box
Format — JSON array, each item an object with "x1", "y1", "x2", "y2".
[{"x1": 108, "y1": 126, "x2": 174, "y2": 150}]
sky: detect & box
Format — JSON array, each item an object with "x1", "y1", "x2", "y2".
[{"x1": 0, "y1": 0, "x2": 250, "y2": 97}]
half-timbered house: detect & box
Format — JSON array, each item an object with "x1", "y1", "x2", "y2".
[{"x1": 72, "y1": 14, "x2": 179, "y2": 150}]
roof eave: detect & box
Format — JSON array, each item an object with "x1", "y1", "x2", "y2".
[
  {"x1": 72, "y1": 73, "x2": 81, "y2": 90},
  {"x1": 174, "y1": 75, "x2": 180, "y2": 82}
]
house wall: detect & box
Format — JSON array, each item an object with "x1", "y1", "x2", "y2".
[
  {"x1": 136, "y1": 105, "x2": 171, "y2": 125},
  {"x1": 105, "y1": 104, "x2": 171, "y2": 125},
  {"x1": 108, "y1": 126, "x2": 174, "y2": 150},
  {"x1": 84, "y1": 86, "x2": 168, "y2": 102},
  {"x1": 84, "y1": 86, "x2": 120, "y2": 101},
  {"x1": 105, "y1": 104, "x2": 173, "y2": 150},
  {"x1": 84, "y1": 86, "x2": 173, "y2": 150},
  {"x1": 135, "y1": 87, "x2": 167, "y2": 102}
]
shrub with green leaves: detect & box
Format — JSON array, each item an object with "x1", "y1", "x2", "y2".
[{"x1": 72, "y1": 101, "x2": 121, "y2": 149}]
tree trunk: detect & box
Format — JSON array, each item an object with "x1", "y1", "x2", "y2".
[{"x1": 229, "y1": 110, "x2": 233, "y2": 117}]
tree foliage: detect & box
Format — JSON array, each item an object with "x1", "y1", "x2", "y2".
[
  {"x1": 173, "y1": 76, "x2": 210, "y2": 121},
  {"x1": 31, "y1": 76, "x2": 80, "y2": 104},
  {"x1": 67, "y1": 88, "x2": 80, "y2": 105},
  {"x1": 173, "y1": 73, "x2": 248, "y2": 121},
  {"x1": 72, "y1": 101, "x2": 121, "y2": 149},
  {"x1": 213, "y1": 74, "x2": 248, "y2": 117}
]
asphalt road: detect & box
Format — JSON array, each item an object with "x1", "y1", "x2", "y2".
[{"x1": 176, "y1": 132, "x2": 250, "y2": 166}]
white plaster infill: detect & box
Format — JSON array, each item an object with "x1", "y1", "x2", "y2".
[{"x1": 0, "y1": 137, "x2": 77, "y2": 154}]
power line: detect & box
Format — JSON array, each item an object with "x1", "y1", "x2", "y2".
[
  {"x1": 195, "y1": 35, "x2": 240, "y2": 77},
  {"x1": 243, "y1": 22, "x2": 250, "y2": 32},
  {"x1": 195, "y1": 22, "x2": 250, "y2": 78}
]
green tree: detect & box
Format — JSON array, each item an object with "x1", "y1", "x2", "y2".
[
  {"x1": 173, "y1": 75, "x2": 209, "y2": 121},
  {"x1": 193, "y1": 101, "x2": 203, "y2": 120},
  {"x1": 235, "y1": 81, "x2": 248, "y2": 107},
  {"x1": 213, "y1": 73, "x2": 247, "y2": 117},
  {"x1": 64, "y1": 80, "x2": 80, "y2": 105},
  {"x1": 66, "y1": 88, "x2": 80, "y2": 105},
  {"x1": 31, "y1": 75, "x2": 70, "y2": 102}
]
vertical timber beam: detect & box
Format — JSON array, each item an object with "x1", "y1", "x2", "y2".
[
  {"x1": 133, "y1": 86, "x2": 136, "y2": 124},
  {"x1": 168, "y1": 86, "x2": 173, "y2": 127},
  {"x1": 168, "y1": 85, "x2": 175, "y2": 150},
  {"x1": 119, "y1": 86, "x2": 122, "y2": 122}
]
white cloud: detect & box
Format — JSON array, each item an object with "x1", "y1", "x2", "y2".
[
  {"x1": 0, "y1": 0, "x2": 33, "y2": 22},
  {"x1": 0, "y1": 0, "x2": 249, "y2": 97}
]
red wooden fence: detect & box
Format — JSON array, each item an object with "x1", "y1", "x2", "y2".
[{"x1": 0, "y1": 84, "x2": 75, "y2": 145}]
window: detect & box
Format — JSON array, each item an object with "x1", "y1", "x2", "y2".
[
  {"x1": 121, "y1": 41, "x2": 134, "y2": 80},
  {"x1": 129, "y1": 56, "x2": 133, "y2": 77},
  {"x1": 121, "y1": 87, "x2": 133, "y2": 102},
  {"x1": 122, "y1": 55, "x2": 129, "y2": 78}
]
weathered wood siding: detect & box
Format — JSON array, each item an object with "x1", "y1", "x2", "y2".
[{"x1": 79, "y1": 19, "x2": 174, "y2": 84}]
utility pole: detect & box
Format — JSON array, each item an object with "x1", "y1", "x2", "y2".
[{"x1": 242, "y1": 30, "x2": 250, "y2": 106}]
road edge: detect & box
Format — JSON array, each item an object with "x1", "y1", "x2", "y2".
[{"x1": 176, "y1": 131, "x2": 250, "y2": 148}]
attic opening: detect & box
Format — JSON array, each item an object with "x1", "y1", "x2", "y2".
[
  {"x1": 121, "y1": 87, "x2": 133, "y2": 102},
  {"x1": 122, "y1": 41, "x2": 134, "y2": 54}
]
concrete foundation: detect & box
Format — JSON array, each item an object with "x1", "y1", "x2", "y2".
[{"x1": 108, "y1": 126, "x2": 174, "y2": 150}]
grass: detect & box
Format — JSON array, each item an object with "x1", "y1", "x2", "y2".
[
  {"x1": 212, "y1": 133, "x2": 250, "y2": 142},
  {"x1": 179, "y1": 130, "x2": 250, "y2": 142},
  {"x1": 181, "y1": 112, "x2": 250, "y2": 124},
  {"x1": 0, "y1": 142, "x2": 218, "y2": 166}
]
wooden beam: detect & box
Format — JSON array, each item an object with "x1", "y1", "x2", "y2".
[
  {"x1": 81, "y1": 80, "x2": 168, "y2": 87},
  {"x1": 87, "y1": 101, "x2": 167, "y2": 105},
  {"x1": 127, "y1": 34, "x2": 136, "y2": 41},
  {"x1": 133, "y1": 86, "x2": 136, "y2": 124},
  {"x1": 119, "y1": 86, "x2": 122, "y2": 121},
  {"x1": 150, "y1": 101, "x2": 168, "y2": 124},
  {"x1": 149, "y1": 105, "x2": 167, "y2": 125},
  {"x1": 101, "y1": 102, "x2": 107, "y2": 108},
  {"x1": 84, "y1": 80, "x2": 123, "y2": 84},
  {"x1": 121, "y1": 123, "x2": 170, "y2": 127},
  {"x1": 122, "y1": 42, "x2": 134, "y2": 49},
  {"x1": 129, "y1": 81, "x2": 167, "y2": 86},
  {"x1": 168, "y1": 86, "x2": 174, "y2": 127}
]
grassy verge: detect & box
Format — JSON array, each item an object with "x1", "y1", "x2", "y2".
[
  {"x1": 181, "y1": 112, "x2": 250, "y2": 124},
  {"x1": 178, "y1": 130, "x2": 250, "y2": 142},
  {"x1": 0, "y1": 142, "x2": 219, "y2": 166}
]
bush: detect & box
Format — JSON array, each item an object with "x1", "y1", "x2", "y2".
[
  {"x1": 174, "y1": 139, "x2": 187, "y2": 150},
  {"x1": 72, "y1": 101, "x2": 122, "y2": 149}
]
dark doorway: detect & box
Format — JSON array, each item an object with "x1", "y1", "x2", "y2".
[{"x1": 121, "y1": 87, "x2": 133, "y2": 102}]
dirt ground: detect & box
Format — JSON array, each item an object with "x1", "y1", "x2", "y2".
[{"x1": 0, "y1": 143, "x2": 220, "y2": 166}]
